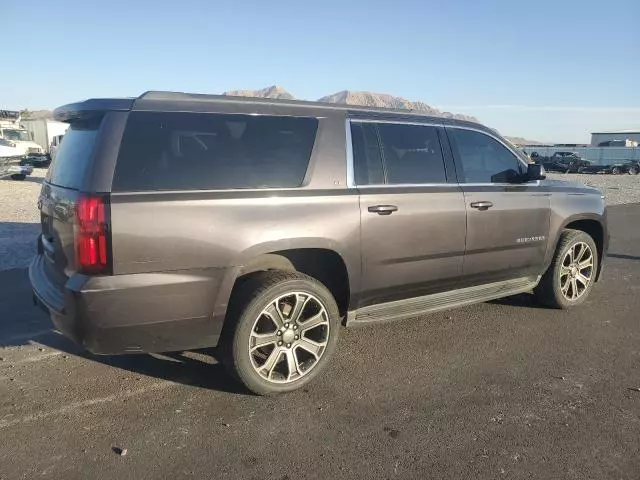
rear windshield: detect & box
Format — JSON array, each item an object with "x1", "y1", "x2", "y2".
[
  {"x1": 46, "y1": 120, "x2": 101, "y2": 190},
  {"x1": 112, "y1": 112, "x2": 318, "y2": 191}
]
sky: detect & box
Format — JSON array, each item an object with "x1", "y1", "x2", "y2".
[{"x1": 2, "y1": 0, "x2": 639, "y2": 143}]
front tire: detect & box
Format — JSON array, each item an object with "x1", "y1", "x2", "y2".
[
  {"x1": 223, "y1": 271, "x2": 340, "y2": 395},
  {"x1": 10, "y1": 174, "x2": 26, "y2": 181},
  {"x1": 534, "y1": 229, "x2": 598, "y2": 309}
]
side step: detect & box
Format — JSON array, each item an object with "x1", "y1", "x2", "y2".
[{"x1": 347, "y1": 276, "x2": 539, "y2": 326}]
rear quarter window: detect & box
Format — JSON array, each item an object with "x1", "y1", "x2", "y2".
[
  {"x1": 46, "y1": 120, "x2": 101, "y2": 190},
  {"x1": 112, "y1": 112, "x2": 319, "y2": 191}
]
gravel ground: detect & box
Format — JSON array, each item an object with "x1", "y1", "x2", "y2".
[
  {"x1": 0, "y1": 169, "x2": 44, "y2": 270},
  {"x1": 547, "y1": 172, "x2": 640, "y2": 205}
]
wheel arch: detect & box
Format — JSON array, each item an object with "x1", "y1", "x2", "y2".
[
  {"x1": 555, "y1": 216, "x2": 607, "y2": 281},
  {"x1": 238, "y1": 248, "x2": 351, "y2": 316},
  {"x1": 215, "y1": 241, "x2": 355, "y2": 325}
]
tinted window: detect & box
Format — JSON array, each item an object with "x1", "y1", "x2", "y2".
[
  {"x1": 46, "y1": 120, "x2": 101, "y2": 190},
  {"x1": 377, "y1": 123, "x2": 446, "y2": 184},
  {"x1": 113, "y1": 112, "x2": 318, "y2": 191},
  {"x1": 449, "y1": 128, "x2": 524, "y2": 183},
  {"x1": 351, "y1": 122, "x2": 384, "y2": 185}
]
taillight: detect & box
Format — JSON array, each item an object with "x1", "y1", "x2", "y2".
[{"x1": 75, "y1": 195, "x2": 110, "y2": 274}]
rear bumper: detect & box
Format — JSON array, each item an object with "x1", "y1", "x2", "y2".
[{"x1": 30, "y1": 255, "x2": 228, "y2": 354}]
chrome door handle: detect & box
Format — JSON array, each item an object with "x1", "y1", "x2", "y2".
[
  {"x1": 368, "y1": 205, "x2": 398, "y2": 215},
  {"x1": 470, "y1": 201, "x2": 493, "y2": 210}
]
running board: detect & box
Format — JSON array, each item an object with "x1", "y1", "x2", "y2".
[{"x1": 346, "y1": 276, "x2": 540, "y2": 326}]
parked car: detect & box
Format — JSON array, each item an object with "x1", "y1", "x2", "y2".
[
  {"x1": 605, "y1": 161, "x2": 640, "y2": 175},
  {"x1": 578, "y1": 161, "x2": 639, "y2": 175},
  {"x1": 0, "y1": 138, "x2": 33, "y2": 180},
  {"x1": 625, "y1": 162, "x2": 640, "y2": 175},
  {"x1": 30, "y1": 92, "x2": 608, "y2": 395},
  {"x1": 542, "y1": 152, "x2": 593, "y2": 173}
]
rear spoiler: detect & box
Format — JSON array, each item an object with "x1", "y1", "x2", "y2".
[{"x1": 53, "y1": 98, "x2": 134, "y2": 123}]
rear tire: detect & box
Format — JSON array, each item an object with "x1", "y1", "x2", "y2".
[
  {"x1": 534, "y1": 229, "x2": 598, "y2": 309},
  {"x1": 10, "y1": 174, "x2": 26, "y2": 181},
  {"x1": 222, "y1": 271, "x2": 340, "y2": 395},
  {"x1": 611, "y1": 166, "x2": 621, "y2": 175}
]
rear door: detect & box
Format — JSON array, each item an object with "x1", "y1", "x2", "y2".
[
  {"x1": 446, "y1": 127, "x2": 551, "y2": 285},
  {"x1": 38, "y1": 117, "x2": 103, "y2": 284},
  {"x1": 351, "y1": 120, "x2": 467, "y2": 307}
]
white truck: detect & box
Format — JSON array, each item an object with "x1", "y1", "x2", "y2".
[
  {"x1": 21, "y1": 118, "x2": 69, "y2": 165},
  {"x1": 0, "y1": 110, "x2": 48, "y2": 161},
  {"x1": 0, "y1": 111, "x2": 35, "y2": 180}
]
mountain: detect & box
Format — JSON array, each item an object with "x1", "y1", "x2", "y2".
[
  {"x1": 317, "y1": 90, "x2": 477, "y2": 122},
  {"x1": 317, "y1": 90, "x2": 439, "y2": 114},
  {"x1": 223, "y1": 85, "x2": 295, "y2": 100},
  {"x1": 504, "y1": 136, "x2": 543, "y2": 146},
  {"x1": 222, "y1": 85, "x2": 477, "y2": 122}
]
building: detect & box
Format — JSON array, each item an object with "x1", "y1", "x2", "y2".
[{"x1": 590, "y1": 129, "x2": 640, "y2": 147}]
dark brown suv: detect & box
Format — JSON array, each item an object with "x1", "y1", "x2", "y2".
[{"x1": 30, "y1": 92, "x2": 608, "y2": 394}]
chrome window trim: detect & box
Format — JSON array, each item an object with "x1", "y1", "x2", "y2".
[
  {"x1": 355, "y1": 181, "x2": 540, "y2": 189},
  {"x1": 350, "y1": 118, "x2": 445, "y2": 128},
  {"x1": 357, "y1": 183, "x2": 459, "y2": 189},
  {"x1": 345, "y1": 118, "x2": 448, "y2": 188},
  {"x1": 461, "y1": 180, "x2": 542, "y2": 187},
  {"x1": 345, "y1": 118, "x2": 540, "y2": 189},
  {"x1": 345, "y1": 118, "x2": 355, "y2": 188},
  {"x1": 444, "y1": 124, "x2": 531, "y2": 175}
]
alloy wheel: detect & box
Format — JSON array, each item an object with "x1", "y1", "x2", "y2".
[
  {"x1": 248, "y1": 292, "x2": 330, "y2": 384},
  {"x1": 559, "y1": 242, "x2": 594, "y2": 301}
]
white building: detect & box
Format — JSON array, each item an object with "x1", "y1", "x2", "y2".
[{"x1": 591, "y1": 129, "x2": 640, "y2": 147}]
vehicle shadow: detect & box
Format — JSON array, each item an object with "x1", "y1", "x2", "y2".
[
  {"x1": 0, "y1": 266, "x2": 250, "y2": 395},
  {"x1": 38, "y1": 335, "x2": 250, "y2": 395},
  {"x1": 488, "y1": 292, "x2": 549, "y2": 309}
]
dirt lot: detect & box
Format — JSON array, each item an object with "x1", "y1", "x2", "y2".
[
  {"x1": 546, "y1": 172, "x2": 640, "y2": 206},
  {"x1": 0, "y1": 169, "x2": 44, "y2": 271},
  {"x1": 1, "y1": 170, "x2": 639, "y2": 479}
]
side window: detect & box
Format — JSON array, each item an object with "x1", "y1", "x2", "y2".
[
  {"x1": 113, "y1": 112, "x2": 318, "y2": 191},
  {"x1": 350, "y1": 122, "x2": 384, "y2": 185},
  {"x1": 449, "y1": 128, "x2": 524, "y2": 183},
  {"x1": 377, "y1": 123, "x2": 446, "y2": 184}
]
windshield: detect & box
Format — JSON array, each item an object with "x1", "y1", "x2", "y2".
[{"x1": 2, "y1": 129, "x2": 32, "y2": 142}]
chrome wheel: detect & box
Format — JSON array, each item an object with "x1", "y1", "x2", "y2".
[
  {"x1": 559, "y1": 242, "x2": 594, "y2": 301},
  {"x1": 249, "y1": 292, "x2": 330, "y2": 384}
]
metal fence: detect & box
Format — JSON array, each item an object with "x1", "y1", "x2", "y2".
[{"x1": 521, "y1": 146, "x2": 640, "y2": 165}]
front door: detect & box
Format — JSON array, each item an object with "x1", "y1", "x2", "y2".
[
  {"x1": 351, "y1": 120, "x2": 467, "y2": 307},
  {"x1": 446, "y1": 127, "x2": 551, "y2": 285}
]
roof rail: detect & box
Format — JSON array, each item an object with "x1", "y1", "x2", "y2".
[{"x1": 133, "y1": 90, "x2": 483, "y2": 126}]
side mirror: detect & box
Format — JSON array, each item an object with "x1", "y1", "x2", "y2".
[{"x1": 527, "y1": 163, "x2": 546, "y2": 181}]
